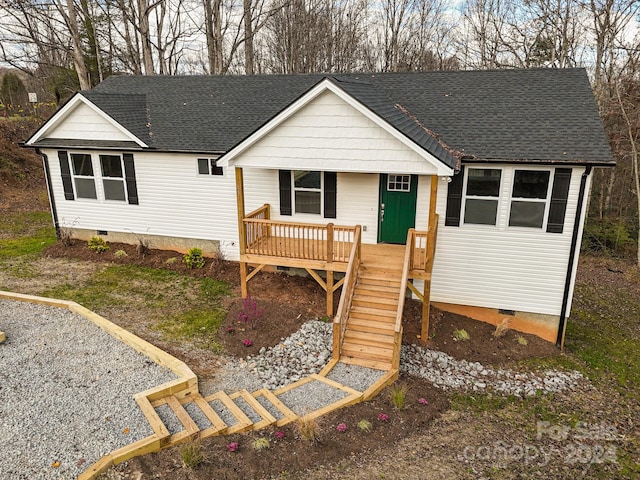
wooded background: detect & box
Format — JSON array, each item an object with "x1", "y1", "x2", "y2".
[{"x1": 0, "y1": 0, "x2": 638, "y2": 260}]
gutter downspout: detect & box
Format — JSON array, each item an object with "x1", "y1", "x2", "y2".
[
  {"x1": 556, "y1": 165, "x2": 592, "y2": 349},
  {"x1": 38, "y1": 149, "x2": 60, "y2": 238}
]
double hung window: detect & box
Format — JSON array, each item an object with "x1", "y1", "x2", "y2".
[
  {"x1": 508, "y1": 170, "x2": 550, "y2": 228},
  {"x1": 463, "y1": 168, "x2": 501, "y2": 225},
  {"x1": 71, "y1": 153, "x2": 97, "y2": 199},
  {"x1": 293, "y1": 170, "x2": 322, "y2": 215},
  {"x1": 100, "y1": 155, "x2": 126, "y2": 201}
]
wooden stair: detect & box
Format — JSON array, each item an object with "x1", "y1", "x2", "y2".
[{"x1": 338, "y1": 264, "x2": 403, "y2": 371}]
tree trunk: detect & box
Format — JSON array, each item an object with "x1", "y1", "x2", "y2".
[
  {"x1": 138, "y1": 0, "x2": 155, "y2": 74},
  {"x1": 60, "y1": 0, "x2": 91, "y2": 90},
  {"x1": 244, "y1": 0, "x2": 254, "y2": 74}
]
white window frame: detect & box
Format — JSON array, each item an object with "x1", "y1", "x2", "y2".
[
  {"x1": 69, "y1": 152, "x2": 98, "y2": 200},
  {"x1": 461, "y1": 167, "x2": 503, "y2": 227},
  {"x1": 197, "y1": 158, "x2": 224, "y2": 176},
  {"x1": 292, "y1": 170, "x2": 323, "y2": 216},
  {"x1": 100, "y1": 154, "x2": 128, "y2": 202},
  {"x1": 507, "y1": 168, "x2": 553, "y2": 230},
  {"x1": 387, "y1": 174, "x2": 411, "y2": 192}
]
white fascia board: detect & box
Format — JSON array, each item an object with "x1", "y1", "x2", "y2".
[
  {"x1": 26, "y1": 94, "x2": 148, "y2": 148},
  {"x1": 218, "y1": 78, "x2": 454, "y2": 176}
]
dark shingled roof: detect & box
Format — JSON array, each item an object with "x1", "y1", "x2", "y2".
[
  {"x1": 79, "y1": 69, "x2": 612, "y2": 166},
  {"x1": 81, "y1": 93, "x2": 150, "y2": 144}
]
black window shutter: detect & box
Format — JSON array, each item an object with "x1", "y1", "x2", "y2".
[
  {"x1": 445, "y1": 166, "x2": 465, "y2": 227},
  {"x1": 324, "y1": 172, "x2": 337, "y2": 219},
  {"x1": 58, "y1": 150, "x2": 74, "y2": 200},
  {"x1": 279, "y1": 170, "x2": 292, "y2": 216},
  {"x1": 123, "y1": 153, "x2": 139, "y2": 205},
  {"x1": 546, "y1": 168, "x2": 572, "y2": 233}
]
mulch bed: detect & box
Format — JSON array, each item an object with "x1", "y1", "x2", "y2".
[
  {"x1": 402, "y1": 302, "x2": 559, "y2": 365},
  {"x1": 119, "y1": 375, "x2": 449, "y2": 479}
]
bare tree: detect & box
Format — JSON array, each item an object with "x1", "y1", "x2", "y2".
[{"x1": 614, "y1": 76, "x2": 640, "y2": 265}]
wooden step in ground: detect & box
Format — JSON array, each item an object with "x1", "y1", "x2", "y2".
[{"x1": 151, "y1": 395, "x2": 200, "y2": 447}]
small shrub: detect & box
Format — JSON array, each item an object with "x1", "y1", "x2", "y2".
[
  {"x1": 58, "y1": 227, "x2": 74, "y2": 247},
  {"x1": 336, "y1": 423, "x2": 347, "y2": 432},
  {"x1": 136, "y1": 237, "x2": 150, "y2": 257},
  {"x1": 87, "y1": 236, "x2": 109, "y2": 253},
  {"x1": 453, "y1": 329, "x2": 470, "y2": 341},
  {"x1": 183, "y1": 247, "x2": 206, "y2": 269},
  {"x1": 390, "y1": 385, "x2": 407, "y2": 410},
  {"x1": 357, "y1": 419, "x2": 372, "y2": 432},
  {"x1": 237, "y1": 295, "x2": 264, "y2": 329},
  {"x1": 181, "y1": 441, "x2": 205, "y2": 469},
  {"x1": 252, "y1": 437, "x2": 270, "y2": 451},
  {"x1": 517, "y1": 335, "x2": 529, "y2": 346},
  {"x1": 296, "y1": 416, "x2": 320, "y2": 443},
  {"x1": 274, "y1": 430, "x2": 285, "y2": 439},
  {"x1": 242, "y1": 338, "x2": 252, "y2": 347},
  {"x1": 209, "y1": 249, "x2": 226, "y2": 272},
  {"x1": 493, "y1": 319, "x2": 510, "y2": 338},
  {"x1": 418, "y1": 397, "x2": 428, "y2": 405},
  {"x1": 114, "y1": 249, "x2": 128, "y2": 258},
  {"x1": 377, "y1": 412, "x2": 389, "y2": 422},
  {"x1": 165, "y1": 257, "x2": 179, "y2": 264}
]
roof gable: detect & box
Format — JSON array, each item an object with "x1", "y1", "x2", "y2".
[
  {"x1": 218, "y1": 78, "x2": 455, "y2": 175},
  {"x1": 26, "y1": 93, "x2": 149, "y2": 148}
]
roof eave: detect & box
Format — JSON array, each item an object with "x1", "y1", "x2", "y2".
[{"x1": 462, "y1": 156, "x2": 616, "y2": 167}]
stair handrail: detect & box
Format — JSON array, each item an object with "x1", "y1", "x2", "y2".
[
  {"x1": 392, "y1": 228, "x2": 415, "y2": 369},
  {"x1": 332, "y1": 225, "x2": 362, "y2": 360}
]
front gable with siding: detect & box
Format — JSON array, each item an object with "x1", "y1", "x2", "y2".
[{"x1": 25, "y1": 69, "x2": 614, "y2": 345}]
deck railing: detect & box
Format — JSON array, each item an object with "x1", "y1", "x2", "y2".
[
  {"x1": 333, "y1": 225, "x2": 362, "y2": 359},
  {"x1": 242, "y1": 204, "x2": 357, "y2": 263},
  {"x1": 409, "y1": 214, "x2": 439, "y2": 272},
  {"x1": 392, "y1": 228, "x2": 415, "y2": 369}
]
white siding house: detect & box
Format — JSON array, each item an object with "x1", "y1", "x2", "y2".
[{"x1": 26, "y1": 69, "x2": 614, "y2": 346}]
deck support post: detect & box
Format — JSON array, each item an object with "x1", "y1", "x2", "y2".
[
  {"x1": 236, "y1": 167, "x2": 248, "y2": 298},
  {"x1": 326, "y1": 270, "x2": 334, "y2": 317},
  {"x1": 421, "y1": 175, "x2": 439, "y2": 343}
]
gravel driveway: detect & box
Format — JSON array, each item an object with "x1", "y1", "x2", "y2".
[{"x1": 0, "y1": 299, "x2": 178, "y2": 480}]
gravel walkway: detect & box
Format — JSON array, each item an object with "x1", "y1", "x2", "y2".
[{"x1": 0, "y1": 299, "x2": 178, "y2": 480}]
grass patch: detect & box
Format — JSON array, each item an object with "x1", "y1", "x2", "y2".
[
  {"x1": 158, "y1": 308, "x2": 225, "y2": 351},
  {"x1": 0, "y1": 211, "x2": 55, "y2": 260},
  {"x1": 568, "y1": 282, "x2": 640, "y2": 400},
  {"x1": 42, "y1": 264, "x2": 230, "y2": 351},
  {"x1": 42, "y1": 264, "x2": 187, "y2": 311},
  {"x1": 0, "y1": 211, "x2": 51, "y2": 235}
]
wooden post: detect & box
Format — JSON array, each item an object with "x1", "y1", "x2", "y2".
[
  {"x1": 326, "y1": 270, "x2": 334, "y2": 317},
  {"x1": 326, "y1": 223, "x2": 334, "y2": 262},
  {"x1": 236, "y1": 167, "x2": 248, "y2": 298},
  {"x1": 421, "y1": 278, "x2": 431, "y2": 343},
  {"x1": 421, "y1": 175, "x2": 438, "y2": 343},
  {"x1": 428, "y1": 175, "x2": 438, "y2": 231}
]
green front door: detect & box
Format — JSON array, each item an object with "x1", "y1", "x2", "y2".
[{"x1": 378, "y1": 174, "x2": 418, "y2": 244}]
